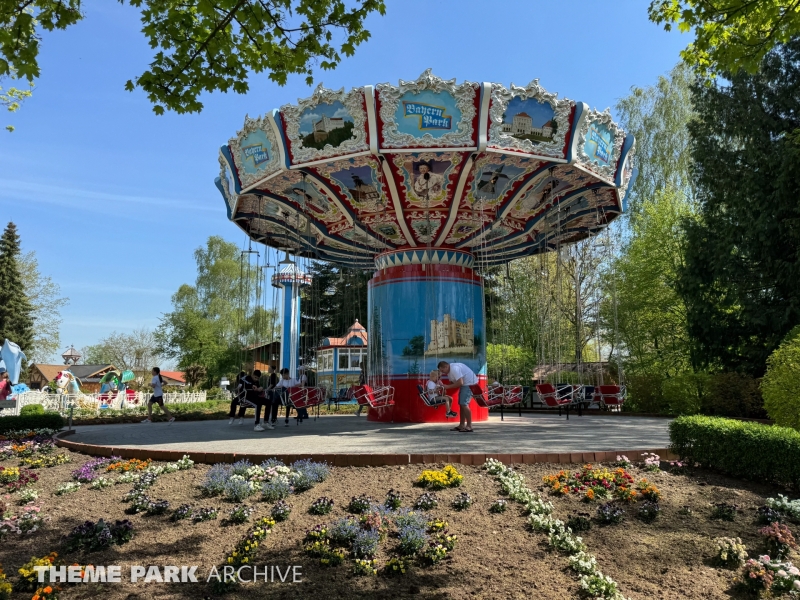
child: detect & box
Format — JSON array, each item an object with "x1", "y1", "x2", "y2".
[
  {"x1": 427, "y1": 370, "x2": 456, "y2": 418},
  {"x1": 142, "y1": 367, "x2": 175, "y2": 423}
]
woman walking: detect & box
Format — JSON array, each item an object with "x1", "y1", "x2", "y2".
[{"x1": 141, "y1": 367, "x2": 175, "y2": 423}]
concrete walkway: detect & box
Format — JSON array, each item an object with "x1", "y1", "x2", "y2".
[{"x1": 67, "y1": 413, "x2": 671, "y2": 455}]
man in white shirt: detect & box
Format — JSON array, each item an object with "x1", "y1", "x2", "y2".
[{"x1": 438, "y1": 361, "x2": 478, "y2": 432}]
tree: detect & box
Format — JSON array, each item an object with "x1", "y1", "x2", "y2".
[
  {"x1": 761, "y1": 325, "x2": 800, "y2": 430},
  {"x1": 1, "y1": 70, "x2": 32, "y2": 132},
  {"x1": 615, "y1": 63, "x2": 696, "y2": 219},
  {"x1": 82, "y1": 329, "x2": 161, "y2": 373},
  {"x1": 606, "y1": 189, "x2": 694, "y2": 378},
  {"x1": 19, "y1": 251, "x2": 68, "y2": 363},
  {"x1": 156, "y1": 236, "x2": 279, "y2": 385},
  {"x1": 0, "y1": 222, "x2": 34, "y2": 354},
  {"x1": 678, "y1": 39, "x2": 800, "y2": 375},
  {"x1": 301, "y1": 261, "x2": 369, "y2": 343},
  {"x1": 183, "y1": 364, "x2": 207, "y2": 387},
  {"x1": 649, "y1": 0, "x2": 800, "y2": 79},
  {"x1": 1, "y1": 0, "x2": 385, "y2": 116}
]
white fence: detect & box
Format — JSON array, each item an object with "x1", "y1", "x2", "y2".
[{"x1": 1, "y1": 390, "x2": 208, "y2": 417}]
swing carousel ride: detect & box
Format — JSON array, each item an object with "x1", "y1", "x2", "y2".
[{"x1": 215, "y1": 70, "x2": 635, "y2": 424}]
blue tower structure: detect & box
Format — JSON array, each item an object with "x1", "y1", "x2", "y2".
[{"x1": 271, "y1": 257, "x2": 312, "y2": 378}]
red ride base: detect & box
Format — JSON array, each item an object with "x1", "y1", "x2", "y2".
[{"x1": 366, "y1": 376, "x2": 489, "y2": 423}]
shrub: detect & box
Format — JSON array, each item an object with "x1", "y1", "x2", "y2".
[
  {"x1": 385, "y1": 489, "x2": 402, "y2": 510},
  {"x1": 566, "y1": 512, "x2": 592, "y2": 532},
  {"x1": 711, "y1": 503, "x2": 738, "y2": 521},
  {"x1": 762, "y1": 325, "x2": 800, "y2": 430},
  {"x1": 0, "y1": 414, "x2": 64, "y2": 435},
  {"x1": 19, "y1": 405, "x2": 44, "y2": 416},
  {"x1": 397, "y1": 524, "x2": 427, "y2": 556},
  {"x1": 625, "y1": 373, "x2": 665, "y2": 413},
  {"x1": 348, "y1": 495, "x2": 372, "y2": 514},
  {"x1": 328, "y1": 517, "x2": 360, "y2": 546},
  {"x1": 414, "y1": 492, "x2": 438, "y2": 511},
  {"x1": 261, "y1": 478, "x2": 291, "y2": 503},
  {"x1": 596, "y1": 503, "x2": 624, "y2": 525},
  {"x1": 199, "y1": 464, "x2": 233, "y2": 497},
  {"x1": 223, "y1": 476, "x2": 255, "y2": 502},
  {"x1": 351, "y1": 529, "x2": 380, "y2": 559},
  {"x1": 766, "y1": 495, "x2": 800, "y2": 521},
  {"x1": 309, "y1": 497, "x2": 334, "y2": 515},
  {"x1": 669, "y1": 415, "x2": 800, "y2": 488},
  {"x1": 451, "y1": 492, "x2": 472, "y2": 511},
  {"x1": 704, "y1": 372, "x2": 765, "y2": 419},
  {"x1": 226, "y1": 505, "x2": 255, "y2": 524},
  {"x1": 759, "y1": 522, "x2": 798, "y2": 559},
  {"x1": 271, "y1": 500, "x2": 291, "y2": 522},
  {"x1": 291, "y1": 459, "x2": 330, "y2": 484},
  {"x1": 713, "y1": 537, "x2": 748, "y2": 568},
  {"x1": 637, "y1": 501, "x2": 661, "y2": 522},
  {"x1": 63, "y1": 519, "x2": 134, "y2": 552}
]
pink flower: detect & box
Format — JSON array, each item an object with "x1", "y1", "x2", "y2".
[{"x1": 760, "y1": 555, "x2": 771, "y2": 564}]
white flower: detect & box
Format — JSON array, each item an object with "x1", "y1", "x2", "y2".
[
  {"x1": 793, "y1": 579, "x2": 800, "y2": 590},
  {"x1": 788, "y1": 566, "x2": 799, "y2": 576},
  {"x1": 778, "y1": 569, "x2": 788, "y2": 577}
]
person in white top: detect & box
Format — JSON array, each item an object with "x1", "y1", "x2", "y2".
[
  {"x1": 426, "y1": 369, "x2": 456, "y2": 418},
  {"x1": 275, "y1": 368, "x2": 302, "y2": 426},
  {"x1": 438, "y1": 361, "x2": 478, "y2": 432},
  {"x1": 142, "y1": 367, "x2": 175, "y2": 423}
]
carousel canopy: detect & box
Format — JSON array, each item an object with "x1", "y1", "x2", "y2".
[{"x1": 216, "y1": 70, "x2": 635, "y2": 269}]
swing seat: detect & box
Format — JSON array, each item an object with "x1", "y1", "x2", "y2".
[
  {"x1": 417, "y1": 384, "x2": 447, "y2": 408},
  {"x1": 352, "y1": 385, "x2": 395, "y2": 409},
  {"x1": 469, "y1": 384, "x2": 504, "y2": 408},
  {"x1": 289, "y1": 387, "x2": 326, "y2": 409},
  {"x1": 535, "y1": 384, "x2": 575, "y2": 408},
  {"x1": 592, "y1": 385, "x2": 626, "y2": 410},
  {"x1": 237, "y1": 391, "x2": 259, "y2": 411},
  {"x1": 495, "y1": 385, "x2": 523, "y2": 406}
]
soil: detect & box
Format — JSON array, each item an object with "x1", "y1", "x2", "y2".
[{"x1": 0, "y1": 452, "x2": 796, "y2": 600}]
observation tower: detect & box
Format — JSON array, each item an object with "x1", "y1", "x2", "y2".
[
  {"x1": 271, "y1": 259, "x2": 312, "y2": 379},
  {"x1": 215, "y1": 70, "x2": 635, "y2": 423}
]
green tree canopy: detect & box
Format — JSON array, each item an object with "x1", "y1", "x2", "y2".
[
  {"x1": 648, "y1": 0, "x2": 800, "y2": 79},
  {"x1": 761, "y1": 325, "x2": 800, "y2": 429},
  {"x1": 155, "y1": 236, "x2": 278, "y2": 386},
  {"x1": 1, "y1": 0, "x2": 385, "y2": 116},
  {"x1": 20, "y1": 250, "x2": 68, "y2": 363},
  {"x1": 0, "y1": 222, "x2": 34, "y2": 354},
  {"x1": 678, "y1": 39, "x2": 800, "y2": 375}
]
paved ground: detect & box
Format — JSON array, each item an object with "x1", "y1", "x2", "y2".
[{"x1": 68, "y1": 413, "x2": 671, "y2": 454}]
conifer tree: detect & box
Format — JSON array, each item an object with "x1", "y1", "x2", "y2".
[{"x1": 0, "y1": 222, "x2": 34, "y2": 353}]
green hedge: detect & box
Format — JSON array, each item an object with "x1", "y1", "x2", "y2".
[
  {"x1": 0, "y1": 413, "x2": 65, "y2": 435},
  {"x1": 670, "y1": 415, "x2": 800, "y2": 488},
  {"x1": 19, "y1": 404, "x2": 45, "y2": 416}
]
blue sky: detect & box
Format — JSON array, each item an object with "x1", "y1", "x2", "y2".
[{"x1": 0, "y1": 0, "x2": 688, "y2": 363}]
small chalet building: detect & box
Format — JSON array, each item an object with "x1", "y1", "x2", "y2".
[{"x1": 316, "y1": 320, "x2": 368, "y2": 392}]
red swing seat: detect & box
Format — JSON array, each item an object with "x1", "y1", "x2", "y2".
[
  {"x1": 592, "y1": 385, "x2": 626, "y2": 410},
  {"x1": 289, "y1": 387, "x2": 326, "y2": 409},
  {"x1": 469, "y1": 384, "x2": 503, "y2": 408},
  {"x1": 352, "y1": 385, "x2": 395, "y2": 409},
  {"x1": 536, "y1": 383, "x2": 583, "y2": 419},
  {"x1": 488, "y1": 384, "x2": 524, "y2": 407}
]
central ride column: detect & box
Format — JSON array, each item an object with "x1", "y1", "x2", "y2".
[{"x1": 366, "y1": 249, "x2": 488, "y2": 423}]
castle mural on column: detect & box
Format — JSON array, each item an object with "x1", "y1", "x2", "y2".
[{"x1": 425, "y1": 314, "x2": 475, "y2": 356}]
